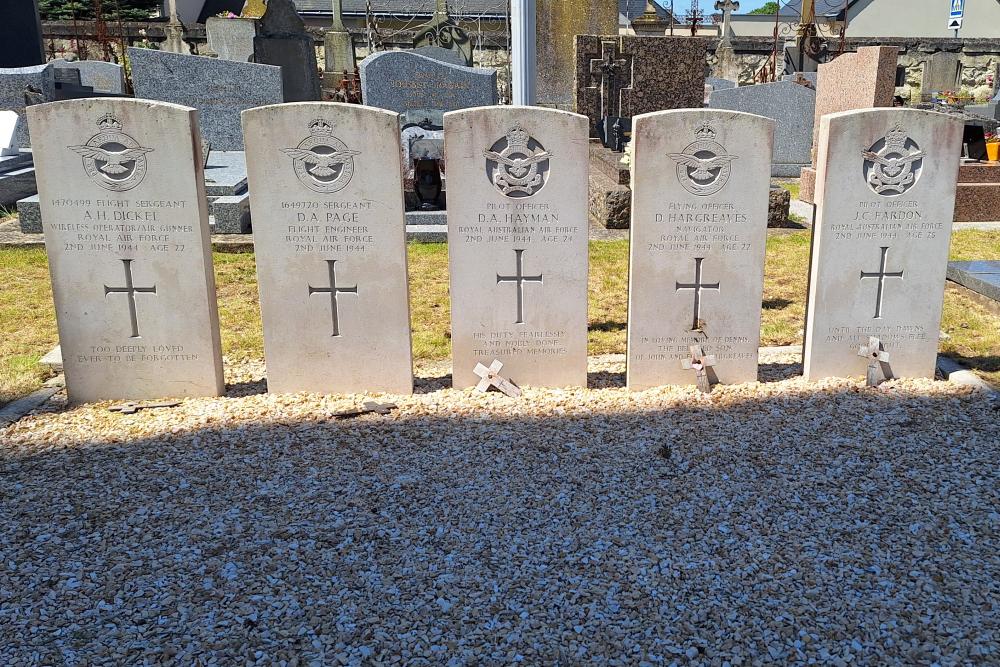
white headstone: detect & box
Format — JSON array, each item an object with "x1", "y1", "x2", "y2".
[
  {"x1": 626, "y1": 109, "x2": 774, "y2": 390},
  {"x1": 444, "y1": 106, "x2": 589, "y2": 388},
  {"x1": 242, "y1": 103, "x2": 413, "y2": 394},
  {"x1": 28, "y1": 99, "x2": 224, "y2": 403},
  {"x1": 0, "y1": 110, "x2": 20, "y2": 156},
  {"x1": 803, "y1": 108, "x2": 963, "y2": 380}
]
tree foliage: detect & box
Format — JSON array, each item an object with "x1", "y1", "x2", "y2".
[
  {"x1": 749, "y1": 1, "x2": 781, "y2": 14},
  {"x1": 39, "y1": 0, "x2": 161, "y2": 21}
]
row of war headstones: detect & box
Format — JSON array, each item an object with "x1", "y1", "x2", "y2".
[{"x1": 29, "y1": 98, "x2": 961, "y2": 403}]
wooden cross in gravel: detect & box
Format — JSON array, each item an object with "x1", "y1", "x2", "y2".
[
  {"x1": 857, "y1": 336, "x2": 893, "y2": 387},
  {"x1": 108, "y1": 401, "x2": 181, "y2": 414},
  {"x1": 681, "y1": 344, "x2": 717, "y2": 393},
  {"x1": 474, "y1": 360, "x2": 522, "y2": 397}
]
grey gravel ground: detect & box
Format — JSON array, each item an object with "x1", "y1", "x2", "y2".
[{"x1": 1, "y1": 351, "x2": 998, "y2": 665}]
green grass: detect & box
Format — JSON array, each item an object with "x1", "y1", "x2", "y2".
[
  {"x1": 776, "y1": 180, "x2": 801, "y2": 201},
  {"x1": 1, "y1": 230, "x2": 999, "y2": 404}
]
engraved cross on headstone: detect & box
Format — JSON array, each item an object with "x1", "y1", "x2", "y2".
[
  {"x1": 860, "y1": 246, "x2": 904, "y2": 319},
  {"x1": 681, "y1": 344, "x2": 718, "y2": 393},
  {"x1": 497, "y1": 248, "x2": 543, "y2": 325},
  {"x1": 857, "y1": 336, "x2": 893, "y2": 387},
  {"x1": 104, "y1": 259, "x2": 157, "y2": 339},
  {"x1": 473, "y1": 359, "x2": 522, "y2": 397},
  {"x1": 309, "y1": 259, "x2": 358, "y2": 337},
  {"x1": 675, "y1": 257, "x2": 720, "y2": 331},
  {"x1": 589, "y1": 41, "x2": 629, "y2": 122}
]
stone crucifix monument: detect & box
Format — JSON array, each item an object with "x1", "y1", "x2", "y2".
[
  {"x1": 803, "y1": 108, "x2": 963, "y2": 381},
  {"x1": 445, "y1": 107, "x2": 589, "y2": 388},
  {"x1": 28, "y1": 98, "x2": 225, "y2": 403}
]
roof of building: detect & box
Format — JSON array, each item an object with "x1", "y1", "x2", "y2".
[
  {"x1": 776, "y1": 0, "x2": 854, "y2": 19},
  {"x1": 293, "y1": 0, "x2": 507, "y2": 17},
  {"x1": 619, "y1": 0, "x2": 675, "y2": 24}
]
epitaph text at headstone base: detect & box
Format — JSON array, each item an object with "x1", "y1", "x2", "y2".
[
  {"x1": 28, "y1": 98, "x2": 225, "y2": 403},
  {"x1": 803, "y1": 108, "x2": 963, "y2": 381},
  {"x1": 242, "y1": 102, "x2": 413, "y2": 395},
  {"x1": 129, "y1": 47, "x2": 282, "y2": 151},
  {"x1": 626, "y1": 110, "x2": 773, "y2": 390},
  {"x1": 445, "y1": 107, "x2": 589, "y2": 389}
]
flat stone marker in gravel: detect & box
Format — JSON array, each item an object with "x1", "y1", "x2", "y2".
[
  {"x1": 445, "y1": 107, "x2": 589, "y2": 389},
  {"x1": 803, "y1": 108, "x2": 963, "y2": 381},
  {"x1": 242, "y1": 102, "x2": 413, "y2": 395},
  {"x1": 626, "y1": 109, "x2": 774, "y2": 390},
  {"x1": 28, "y1": 98, "x2": 225, "y2": 403}
]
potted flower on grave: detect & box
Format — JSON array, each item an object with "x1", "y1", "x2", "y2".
[{"x1": 986, "y1": 132, "x2": 1000, "y2": 163}]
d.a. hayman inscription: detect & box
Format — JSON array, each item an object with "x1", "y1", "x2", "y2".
[{"x1": 29, "y1": 98, "x2": 224, "y2": 403}]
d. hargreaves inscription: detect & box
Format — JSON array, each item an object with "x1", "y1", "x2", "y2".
[
  {"x1": 484, "y1": 122, "x2": 553, "y2": 198},
  {"x1": 281, "y1": 119, "x2": 360, "y2": 194},
  {"x1": 862, "y1": 124, "x2": 924, "y2": 196},
  {"x1": 69, "y1": 113, "x2": 154, "y2": 192},
  {"x1": 804, "y1": 108, "x2": 963, "y2": 381},
  {"x1": 668, "y1": 121, "x2": 738, "y2": 197},
  {"x1": 627, "y1": 110, "x2": 774, "y2": 391}
]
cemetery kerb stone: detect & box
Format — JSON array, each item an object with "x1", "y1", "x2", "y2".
[
  {"x1": 28, "y1": 98, "x2": 225, "y2": 403},
  {"x1": 626, "y1": 109, "x2": 774, "y2": 390},
  {"x1": 0, "y1": 63, "x2": 55, "y2": 146},
  {"x1": 51, "y1": 60, "x2": 126, "y2": 94},
  {"x1": 242, "y1": 102, "x2": 413, "y2": 395},
  {"x1": 445, "y1": 107, "x2": 589, "y2": 389},
  {"x1": 359, "y1": 51, "x2": 498, "y2": 114},
  {"x1": 708, "y1": 80, "x2": 815, "y2": 177},
  {"x1": 128, "y1": 47, "x2": 283, "y2": 151},
  {"x1": 803, "y1": 108, "x2": 963, "y2": 381}
]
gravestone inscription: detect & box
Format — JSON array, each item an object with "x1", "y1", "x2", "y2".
[
  {"x1": 359, "y1": 51, "x2": 497, "y2": 114},
  {"x1": 445, "y1": 107, "x2": 589, "y2": 388},
  {"x1": 627, "y1": 110, "x2": 773, "y2": 390},
  {"x1": 803, "y1": 108, "x2": 963, "y2": 380},
  {"x1": 28, "y1": 98, "x2": 225, "y2": 403},
  {"x1": 242, "y1": 102, "x2": 413, "y2": 394}
]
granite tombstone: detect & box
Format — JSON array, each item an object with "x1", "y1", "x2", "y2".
[
  {"x1": 206, "y1": 15, "x2": 258, "y2": 62},
  {"x1": 253, "y1": 0, "x2": 321, "y2": 102},
  {"x1": 709, "y1": 80, "x2": 815, "y2": 177},
  {"x1": 129, "y1": 47, "x2": 282, "y2": 151},
  {"x1": 445, "y1": 107, "x2": 589, "y2": 388},
  {"x1": 803, "y1": 108, "x2": 963, "y2": 381},
  {"x1": 51, "y1": 60, "x2": 126, "y2": 94},
  {"x1": 28, "y1": 98, "x2": 225, "y2": 403},
  {"x1": 242, "y1": 102, "x2": 413, "y2": 394},
  {"x1": 0, "y1": 63, "x2": 55, "y2": 147},
  {"x1": 627, "y1": 110, "x2": 773, "y2": 390},
  {"x1": 0, "y1": 0, "x2": 44, "y2": 68},
  {"x1": 359, "y1": 51, "x2": 497, "y2": 114}
]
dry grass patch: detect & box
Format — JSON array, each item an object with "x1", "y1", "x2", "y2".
[{"x1": 0, "y1": 247, "x2": 57, "y2": 404}]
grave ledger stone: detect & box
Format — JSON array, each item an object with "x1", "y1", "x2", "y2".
[
  {"x1": 242, "y1": 103, "x2": 413, "y2": 394},
  {"x1": 129, "y1": 47, "x2": 283, "y2": 151},
  {"x1": 445, "y1": 107, "x2": 589, "y2": 388},
  {"x1": 28, "y1": 98, "x2": 225, "y2": 403},
  {"x1": 803, "y1": 108, "x2": 963, "y2": 381},
  {"x1": 627, "y1": 110, "x2": 774, "y2": 390}
]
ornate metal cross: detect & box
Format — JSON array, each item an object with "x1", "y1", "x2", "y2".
[
  {"x1": 497, "y1": 249, "x2": 543, "y2": 325},
  {"x1": 681, "y1": 344, "x2": 718, "y2": 393},
  {"x1": 104, "y1": 259, "x2": 157, "y2": 339},
  {"x1": 859, "y1": 246, "x2": 904, "y2": 319},
  {"x1": 474, "y1": 359, "x2": 522, "y2": 397},
  {"x1": 309, "y1": 259, "x2": 358, "y2": 337},
  {"x1": 675, "y1": 257, "x2": 720, "y2": 331},
  {"x1": 588, "y1": 41, "x2": 629, "y2": 122}
]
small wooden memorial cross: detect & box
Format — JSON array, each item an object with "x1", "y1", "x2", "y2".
[
  {"x1": 473, "y1": 360, "x2": 522, "y2": 398},
  {"x1": 857, "y1": 336, "x2": 893, "y2": 387},
  {"x1": 108, "y1": 400, "x2": 181, "y2": 414},
  {"x1": 681, "y1": 345, "x2": 718, "y2": 393}
]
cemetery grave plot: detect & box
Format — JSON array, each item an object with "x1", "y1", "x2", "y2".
[{"x1": 1, "y1": 347, "x2": 997, "y2": 664}]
